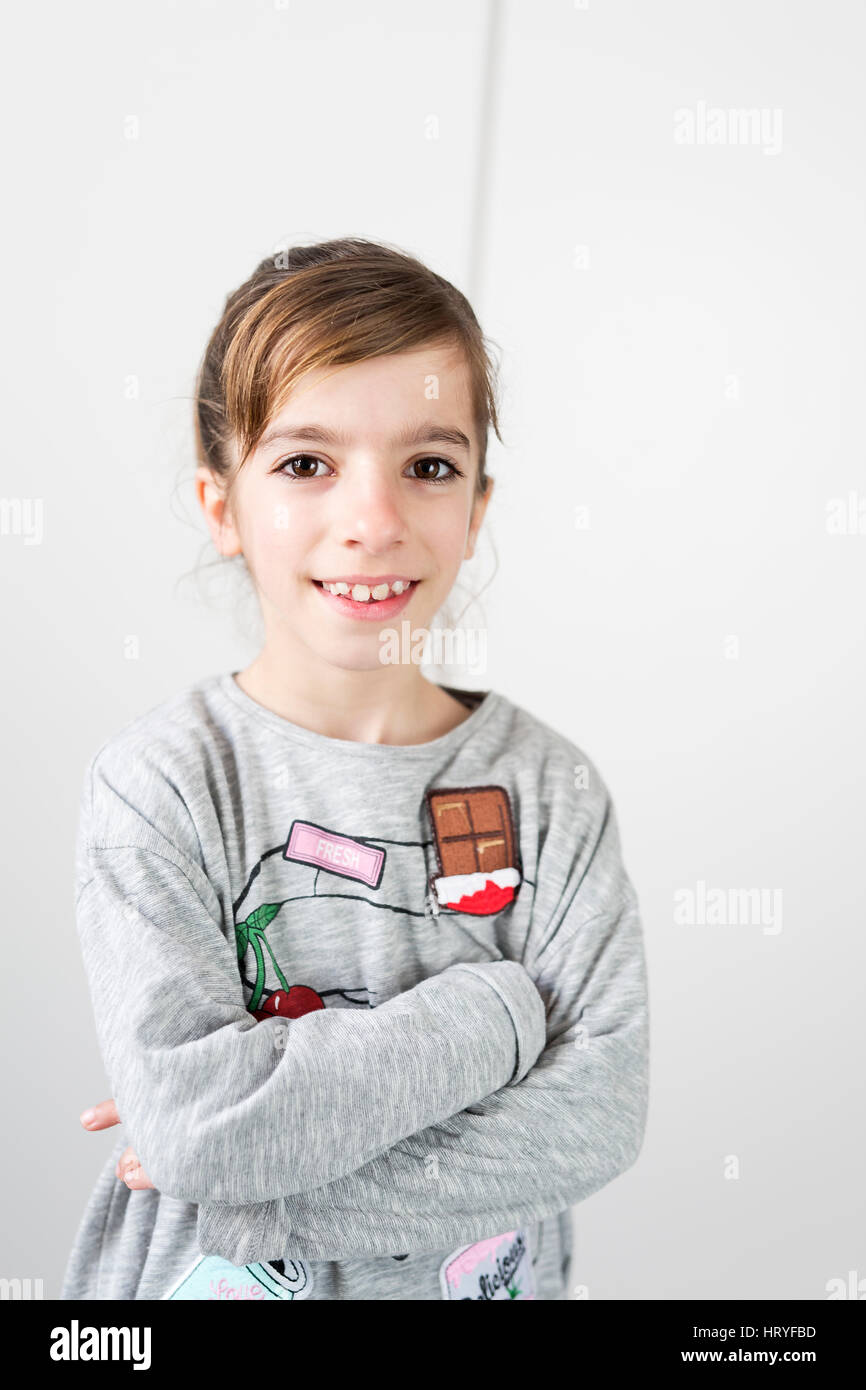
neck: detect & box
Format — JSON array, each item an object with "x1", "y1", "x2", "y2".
[{"x1": 234, "y1": 642, "x2": 470, "y2": 745}]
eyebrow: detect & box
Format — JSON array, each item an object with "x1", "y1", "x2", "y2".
[{"x1": 256, "y1": 422, "x2": 472, "y2": 453}]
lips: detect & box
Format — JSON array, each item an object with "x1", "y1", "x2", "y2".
[
  {"x1": 313, "y1": 579, "x2": 416, "y2": 598},
  {"x1": 311, "y1": 577, "x2": 420, "y2": 620},
  {"x1": 312, "y1": 579, "x2": 419, "y2": 598},
  {"x1": 315, "y1": 575, "x2": 419, "y2": 587}
]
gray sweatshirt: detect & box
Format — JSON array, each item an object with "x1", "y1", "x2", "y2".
[{"x1": 61, "y1": 671, "x2": 649, "y2": 1301}]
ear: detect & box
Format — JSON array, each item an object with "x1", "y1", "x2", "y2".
[
  {"x1": 195, "y1": 467, "x2": 243, "y2": 557},
  {"x1": 465, "y1": 475, "x2": 494, "y2": 561}
]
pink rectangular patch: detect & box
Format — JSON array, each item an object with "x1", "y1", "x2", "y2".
[
  {"x1": 439, "y1": 1229, "x2": 535, "y2": 1300},
  {"x1": 284, "y1": 819, "x2": 385, "y2": 888}
]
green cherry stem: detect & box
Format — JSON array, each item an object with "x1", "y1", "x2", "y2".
[
  {"x1": 248, "y1": 934, "x2": 266, "y2": 1013},
  {"x1": 257, "y1": 930, "x2": 291, "y2": 994}
]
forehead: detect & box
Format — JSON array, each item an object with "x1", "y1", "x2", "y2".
[
  {"x1": 292, "y1": 341, "x2": 470, "y2": 401},
  {"x1": 257, "y1": 343, "x2": 476, "y2": 449}
]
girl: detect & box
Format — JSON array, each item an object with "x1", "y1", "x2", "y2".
[{"x1": 62, "y1": 237, "x2": 649, "y2": 1302}]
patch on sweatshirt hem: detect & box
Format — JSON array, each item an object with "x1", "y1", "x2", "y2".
[
  {"x1": 163, "y1": 1253, "x2": 313, "y2": 1300},
  {"x1": 439, "y1": 1229, "x2": 535, "y2": 1300}
]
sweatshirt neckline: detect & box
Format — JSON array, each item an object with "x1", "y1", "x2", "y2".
[{"x1": 213, "y1": 671, "x2": 502, "y2": 761}]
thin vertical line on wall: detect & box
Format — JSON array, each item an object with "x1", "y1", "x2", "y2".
[{"x1": 466, "y1": 0, "x2": 505, "y2": 304}]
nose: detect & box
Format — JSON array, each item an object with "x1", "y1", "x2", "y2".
[{"x1": 331, "y1": 462, "x2": 409, "y2": 552}]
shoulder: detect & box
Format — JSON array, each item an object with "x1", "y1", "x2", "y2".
[
  {"x1": 492, "y1": 692, "x2": 614, "y2": 822},
  {"x1": 77, "y1": 673, "x2": 230, "y2": 863},
  {"x1": 85, "y1": 673, "x2": 227, "y2": 771},
  {"x1": 491, "y1": 693, "x2": 638, "y2": 926}
]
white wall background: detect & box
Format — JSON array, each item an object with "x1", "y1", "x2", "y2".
[{"x1": 2, "y1": 0, "x2": 863, "y2": 1299}]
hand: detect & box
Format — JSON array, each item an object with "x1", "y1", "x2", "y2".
[{"x1": 80, "y1": 1098, "x2": 156, "y2": 1190}]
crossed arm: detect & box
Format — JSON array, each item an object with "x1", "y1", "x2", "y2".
[
  {"x1": 197, "y1": 896, "x2": 649, "y2": 1265},
  {"x1": 77, "y1": 790, "x2": 648, "y2": 1266}
]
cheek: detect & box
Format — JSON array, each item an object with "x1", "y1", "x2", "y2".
[
  {"x1": 416, "y1": 493, "x2": 470, "y2": 544},
  {"x1": 246, "y1": 499, "x2": 311, "y2": 567},
  {"x1": 424, "y1": 512, "x2": 471, "y2": 572}
]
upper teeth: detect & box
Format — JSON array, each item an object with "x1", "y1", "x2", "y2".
[{"x1": 321, "y1": 580, "x2": 413, "y2": 601}]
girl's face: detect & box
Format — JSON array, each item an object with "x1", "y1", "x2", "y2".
[{"x1": 197, "y1": 341, "x2": 494, "y2": 671}]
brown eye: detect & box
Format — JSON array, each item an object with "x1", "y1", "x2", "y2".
[
  {"x1": 410, "y1": 457, "x2": 458, "y2": 484},
  {"x1": 278, "y1": 454, "x2": 330, "y2": 480}
]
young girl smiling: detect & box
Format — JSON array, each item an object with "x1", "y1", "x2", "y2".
[{"x1": 62, "y1": 237, "x2": 649, "y2": 1301}]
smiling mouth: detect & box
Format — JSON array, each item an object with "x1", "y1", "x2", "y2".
[{"x1": 312, "y1": 578, "x2": 419, "y2": 603}]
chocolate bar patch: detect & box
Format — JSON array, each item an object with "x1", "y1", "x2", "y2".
[
  {"x1": 426, "y1": 784, "x2": 522, "y2": 915},
  {"x1": 284, "y1": 819, "x2": 385, "y2": 888}
]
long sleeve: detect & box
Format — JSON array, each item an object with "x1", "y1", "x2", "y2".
[
  {"x1": 76, "y1": 847, "x2": 545, "y2": 1205},
  {"x1": 73, "y1": 756, "x2": 547, "y2": 1209},
  {"x1": 197, "y1": 778, "x2": 650, "y2": 1265}
]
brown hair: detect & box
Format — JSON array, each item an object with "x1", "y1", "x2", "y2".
[{"x1": 194, "y1": 237, "x2": 503, "y2": 513}]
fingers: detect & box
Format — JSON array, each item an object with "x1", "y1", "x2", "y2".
[
  {"x1": 115, "y1": 1144, "x2": 137, "y2": 1179},
  {"x1": 115, "y1": 1145, "x2": 154, "y2": 1189},
  {"x1": 80, "y1": 1098, "x2": 121, "y2": 1130},
  {"x1": 122, "y1": 1166, "x2": 154, "y2": 1190},
  {"x1": 82, "y1": 1103, "x2": 154, "y2": 1189}
]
